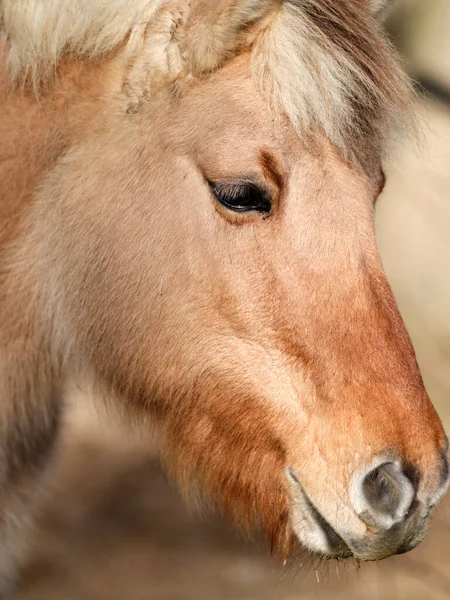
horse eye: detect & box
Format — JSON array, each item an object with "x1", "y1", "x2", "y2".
[{"x1": 209, "y1": 181, "x2": 272, "y2": 214}]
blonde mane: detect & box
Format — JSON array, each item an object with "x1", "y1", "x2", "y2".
[{"x1": 0, "y1": 0, "x2": 411, "y2": 159}]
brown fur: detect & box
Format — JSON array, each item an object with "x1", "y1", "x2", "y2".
[{"x1": 0, "y1": 0, "x2": 448, "y2": 592}]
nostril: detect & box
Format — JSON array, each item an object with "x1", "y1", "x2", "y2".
[{"x1": 359, "y1": 462, "x2": 416, "y2": 530}]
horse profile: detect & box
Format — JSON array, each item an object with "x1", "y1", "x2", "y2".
[{"x1": 0, "y1": 0, "x2": 448, "y2": 593}]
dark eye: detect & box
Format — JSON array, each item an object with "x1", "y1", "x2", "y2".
[{"x1": 209, "y1": 181, "x2": 272, "y2": 214}]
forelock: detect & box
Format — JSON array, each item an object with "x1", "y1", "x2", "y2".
[{"x1": 251, "y1": 0, "x2": 413, "y2": 164}]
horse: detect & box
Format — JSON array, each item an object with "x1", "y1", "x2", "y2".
[{"x1": 0, "y1": 0, "x2": 449, "y2": 593}]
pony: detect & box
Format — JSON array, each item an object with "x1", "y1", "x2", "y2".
[{"x1": 0, "y1": 0, "x2": 448, "y2": 593}]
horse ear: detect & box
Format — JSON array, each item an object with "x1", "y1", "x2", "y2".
[
  {"x1": 365, "y1": 0, "x2": 395, "y2": 21},
  {"x1": 185, "y1": 0, "x2": 278, "y2": 73}
]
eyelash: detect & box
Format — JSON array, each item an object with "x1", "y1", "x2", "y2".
[{"x1": 209, "y1": 181, "x2": 272, "y2": 214}]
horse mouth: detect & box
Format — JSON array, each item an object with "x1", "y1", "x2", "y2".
[
  {"x1": 302, "y1": 490, "x2": 353, "y2": 558},
  {"x1": 301, "y1": 488, "x2": 353, "y2": 559},
  {"x1": 287, "y1": 468, "x2": 353, "y2": 559}
]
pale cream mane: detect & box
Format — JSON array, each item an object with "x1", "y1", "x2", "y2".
[{"x1": 0, "y1": 0, "x2": 411, "y2": 159}]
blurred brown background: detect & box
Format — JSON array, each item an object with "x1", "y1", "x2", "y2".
[{"x1": 14, "y1": 2, "x2": 450, "y2": 598}]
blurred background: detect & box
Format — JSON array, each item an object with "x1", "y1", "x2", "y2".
[{"x1": 14, "y1": 1, "x2": 450, "y2": 598}]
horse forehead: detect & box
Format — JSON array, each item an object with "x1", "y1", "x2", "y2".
[
  {"x1": 170, "y1": 80, "x2": 367, "y2": 193},
  {"x1": 172, "y1": 58, "x2": 275, "y2": 139},
  {"x1": 183, "y1": 56, "x2": 380, "y2": 180}
]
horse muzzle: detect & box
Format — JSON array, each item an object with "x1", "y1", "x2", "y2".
[{"x1": 287, "y1": 452, "x2": 450, "y2": 561}]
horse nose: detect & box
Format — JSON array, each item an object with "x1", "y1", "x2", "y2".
[{"x1": 353, "y1": 462, "x2": 417, "y2": 530}]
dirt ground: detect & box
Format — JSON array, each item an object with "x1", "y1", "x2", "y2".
[{"x1": 13, "y1": 99, "x2": 450, "y2": 599}]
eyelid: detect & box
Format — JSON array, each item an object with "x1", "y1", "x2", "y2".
[
  {"x1": 210, "y1": 179, "x2": 271, "y2": 197},
  {"x1": 208, "y1": 179, "x2": 274, "y2": 205}
]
